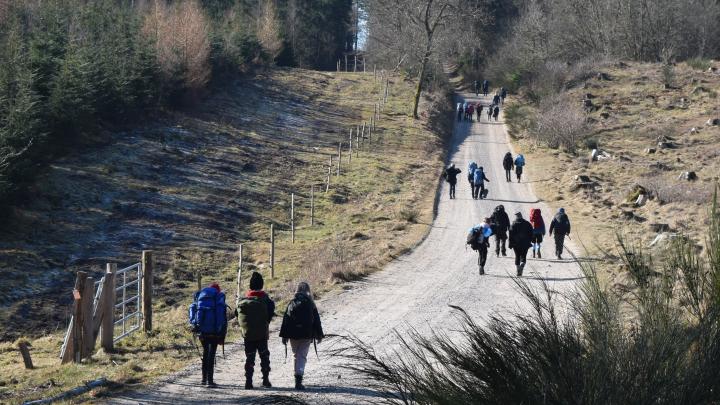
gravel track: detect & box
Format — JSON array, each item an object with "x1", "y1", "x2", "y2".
[{"x1": 107, "y1": 92, "x2": 583, "y2": 404}]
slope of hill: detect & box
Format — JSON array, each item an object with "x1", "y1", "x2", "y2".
[
  {"x1": 511, "y1": 60, "x2": 720, "y2": 283},
  {"x1": 0, "y1": 67, "x2": 450, "y2": 403}
]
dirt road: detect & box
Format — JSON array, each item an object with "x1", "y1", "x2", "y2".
[{"x1": 107, "y1": 93, "x2": 583, "y2": 404}]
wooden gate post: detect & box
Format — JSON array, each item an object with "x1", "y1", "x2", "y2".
[
  {"x1": 80, "y1": 277, "x2": 95, "y2": 358},
  {"x1": 141, "y1": 251, "x2": 153, "y2": 334},
  {"x1": 18, "y1": 341, "x2": 33, "y2": 369},
  {"x1": 101, "y1": 263, "x2": 116, "y2": 352},
  {"x1": 270, "y1": 224, "x2": 275, "y2": 279}
]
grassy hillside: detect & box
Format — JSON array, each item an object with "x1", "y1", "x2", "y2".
[
  {"x1": 0, "y1": 67, "x2": 451, "y2": 403},
  {"x1": 509, "y1": 60, "x2": 720, "y2": 282}
]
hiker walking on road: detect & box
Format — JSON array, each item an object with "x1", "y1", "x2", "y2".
[
  {"x1": 502, "y1": 152, "x2": 514, "y2": 182},
  {"x1": 529, "y1": 208, "x2": 546, "y2": 258},
  {"x1": 509, "y1": 212, "x2": 533, "y2": 276},
  {"x1": 467, "y1": 103, "x2": 475, "y2": 122},
  {"x1": 476, "y1": 103, "x2": 483, "y2": 121},
  {"x1": 472, "y1": 166, "x2": 490, "y2": 200},
  {"x1": 482, "y1": 79, "x2": 489, "y2": 96},
  {"x1": 500, "y1": 87, "x2": 508, "y2": 104},
  {"x1": 549, "y1": 208, "x2": 571, "y2": 259},
  {"x1": 467, "y1": 161, "x2": 478, "y2": 198},
  {"x1": 279, "y1": 282, "x2": 324, "y2": 391},
  {"x1": 467, "y1": 219, "x2": 492, "y2": 275},
  {"x1": 474, "y1": 80, "x2": 480, "y2": 97},
  {"x1": 493, "y1": 105, "x2": 500, "y2": 121},
  {"x1": 487, "y1": 103, "x2": 493, "y2": 120},
  {"x1": 442, "y1": 163, "x2": 462, "y2": 199},
  {"x1": 514, "y1": 154, "x2": 525, "y2": 182},
  {"x1": 492, "y1": 92, "x2": 501, "y2": 106},
  {"x1": 237, "y1": 272, "x2": 276, "y2": 390},
  {"x1": 456, "y1": 102, "x2": 463, "y2": 122},
  {"x1": 490, "y1": 205, "x2": 510, "y2": 257},
  {"x1": 189, "y1": 282, "x2": 228, "y2": 388}
]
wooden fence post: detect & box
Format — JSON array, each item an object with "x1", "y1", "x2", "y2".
[
  {"x1": 356, "y1": 126, "x2": 360, "y2": 157},
  {"x1": 310, "y1": 185, "x2": 315, "y2": 226},
  {"x1": 270, "y1": 224, "x2": 275, "y2": 279},
  {"x1": 354, "y1": 54, "x2": 357, "y2": 72},
  {"x1": 326, "y1": 155, "x2": 332, "y2": 192},
  {"x1": 100, "y1": 263, "x2": 116, "y2": 353},
  {"x1": 196, "y1": 270, "x2": 202, "y2": 292},
  {"x1": 373, "y1": 64, "x2": 376, "y2": 80},
  {"x1": 17, "y1": 341, "x2": 33, "y2": 369},
  {"x1": 236, "y1": 244, "x2": 243, "y2": 306},
  {"x1": 348, "y1": 128, "x2": 353, "y2": 164},
  {"x1": 337, "y1": 142, "x2": 342, "y2": 176},
  {"x1": 141, "y1": 250, "x2": 153, "y2": 334},
  {"x1": 337, "y1": 60, "x2": 340, "y2": 72},
  {"x1": 344, "y1": 55, "x2": 348, "y2": 72},
  {"x1": 291, "y1": 192, "x2": 295, "y2": 244},
  {"x1": 80, "y1": 276, "x2": 95, "y2": 358}
]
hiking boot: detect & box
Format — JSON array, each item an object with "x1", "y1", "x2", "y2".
[
  {"x1": 245, "y1": 378, "x2": 254, "y2": 390},
  {"x1": 516, "y1": 265, "x2": 521, "y2": 277},
  {"x1": 496, "y1": 251, "x2": 500, "y2": 258},
  {"x1": 201, "y1": 378, "x2": 207, "y2": 386},
  {"x1": 532, "y1": 250, "x2": 536, "y2": 258},
  {"x1": 479, "y1": 266, "x2": 485, "y2": 275},
  {"x1": 295, "y1": 375, "x2": 306, "y2": 391},
  {"x1": 502, "y1": 250, "x2": 507, "y2": 257},
  {"x1": 557, "y1": 253, "x2": 562, "y2": 260},
  {"x1": 207, "y1": 380, "x2": 218, "y2": 388},
  {"x1": 262, "y1": 376, "x2": 272, "y2": 388},
  {"x1": 519, "y1": 262, "x2": 526, "y2": 276},
  {"x1": 537, "y1": 251, "x2": 542, "y2": 259}
]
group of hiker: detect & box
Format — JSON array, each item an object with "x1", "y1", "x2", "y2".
[
  {"x1": 442, "y1": 152, "x2": 526, "y2": 200},
  {"x1": 188, "y1": 272, "x2": 324, "y2": 391},
  {"x1": 457, "y1": 100, "x2": 501, "y2": 123},
  {"x1": 467, "y1": 206, "x2": 572, "y2": 275}
]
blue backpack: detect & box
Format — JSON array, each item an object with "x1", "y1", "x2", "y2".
[
  {"x1": 515, "y1": 155, "x2": 525, "y2": 167},
  {"x1": 189, "y1": 287, "x2": 227, "y2": 336}
]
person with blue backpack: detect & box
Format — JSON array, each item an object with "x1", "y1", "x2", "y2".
[
  {"x1": 473, "y1": 166, "x2": 490, "y2": 199},
  {"x1": 514, "y1": 154, "x2": 526, "y2": 182},
  {"x1": 467, "y1": 161, "x2": 478, "y2": 198},
  {"x1": 188, "y1": 282, "x2": 229, "y2": 388},
  {"x1": 237, "y1": 271, "x2": 276, "y2": 390},
  {"x1": 467, "y1": 218, "x2": 493, "y2": 274}
]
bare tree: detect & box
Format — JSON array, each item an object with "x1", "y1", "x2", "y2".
[{"x1": 364, "y1": 0, "x2": 483, "y2": 119}]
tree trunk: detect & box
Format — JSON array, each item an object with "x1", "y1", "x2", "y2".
[{"x1": 413, "y1": 51, "x2": 431, "y2": 119}]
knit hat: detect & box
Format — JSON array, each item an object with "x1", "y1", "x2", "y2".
[
  {"x1": 209, "y1": 282, "x2": 221, "y2": 292},
  {"x1": 249, "y1": 271, "x2": 264, "y2": 291},
  {"x1": 559, "y1": 208, "x2": 565, "y2": 214},
  {"x1": 515, "y1": 211, "x2": 523, "y2": 218}
]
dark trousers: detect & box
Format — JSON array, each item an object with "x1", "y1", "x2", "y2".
[
  {"x1": 245, "y1": 339, "x2": 271, "y2": 379},
  {"x1": 457, "y1": 110, "x2": 462, "y2": 121},
  {"x1": 554, "y1": 233, "x2": 566, "y2": 256},
  {"x1": 200, "y1": 338, "x2": 218, "y2": 382},
  {"x1": 473, "y1": 183, "x2": 485, "y2": 199},
  {"x1": 448, "y1": 182, "x2": 456, "y2": 199},
  {"x1": 495, "y1": 235, "x2": 507, "y2": 255},
  {"x1": 478, "y1": 245, "x2": 488, "y2": 271},
  {"x1": 516, "y1": 166, "x2": 523, "y2": 181},
  {"x1": 513, "y1": 246, "x2": 529, "y2": 266},
  {"x1": 505, "y1": 169, "x2": 512, "y2": 182}
]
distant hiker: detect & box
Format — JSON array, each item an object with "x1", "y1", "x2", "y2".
[
  {"x1": 464, "y1": 103, "x2": 470, "y2": 121},
  {"x1": 472, "y1": 166, "x2": 490, "y2": 199},
  {"x1": 476, "y1": 103, "x2": 483, "y2": 121},
  {"x1": 467, "y1": 103, "x2": 475, "y2": 122},
  {"x1": 482, "y1": 79, "x2": 489, "y2": 96},
  {"x1": 189, "y1": 282, "x2": 228, "y2": 388},
  {"x1": 509, "y1": 212, "x2": 533, "y2": 276},
  {"x1": 500, "y1": 87, "x2": 508, "y2": 104},
  {"x1": 490, "y1": 205, "x2": 510, "y2": 257},
  {"x1": 467, "y1": 161, "x2": 478, "y2": 197},
  {"x1": 549, "y1": 208, "x2": 571, "y2": 259},
  {"x1": 279, "y1": 282, "x2": 324, "y2": 391},
  {"x1": 493, "y1": 105, "x2": 500, "y2": 121},
  {"x1": 457, "y1": 102, "x2": 463, "y2": 122},
  {"x1": 487, "y1": 104, "x2": 493, "y2": 120},
  {"x1": 529, "y1": 208, "x2": 546, "y2": 258},
  {"x1": 474, "y1": 80, "x2": 480, "y2": 96},
  {"x1": 514, "y1": 154, "x2": 525, "y2": 182},
  {"x1": 467, "y1": 219, "x2": 493, "y2": 275},
  {"x1": 492, "y1": 93, "x2": 501, "y2": 106},
  {"x1": 502, "y1": 152, "x2": 514, "y2": 182},
  {"x1": 442, "y1": 163, "x2": 462, "y2": 199},
  {"x1": 237, "y1": 272, "x2": 276, "y2": 390}
]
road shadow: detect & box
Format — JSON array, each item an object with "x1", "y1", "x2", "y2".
[{"x1": 483, "y1": 273, "x2": 586, "y2": 282}]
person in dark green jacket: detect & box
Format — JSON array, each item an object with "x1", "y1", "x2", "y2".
[
  {"x1": 237, "y1": 271, "x2": 275, "y2": 389},
  {"x1": 279, "y1": 282, "x2": 324, "y2": 390}
]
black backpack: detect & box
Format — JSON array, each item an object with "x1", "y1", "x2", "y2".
[{"x1": 285, "y1": 296, "x2": 314, "y2": 335}]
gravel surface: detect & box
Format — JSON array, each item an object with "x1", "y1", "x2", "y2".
[{"x1": 106, "y1": 93, "x2": 583, "y2": 405}]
